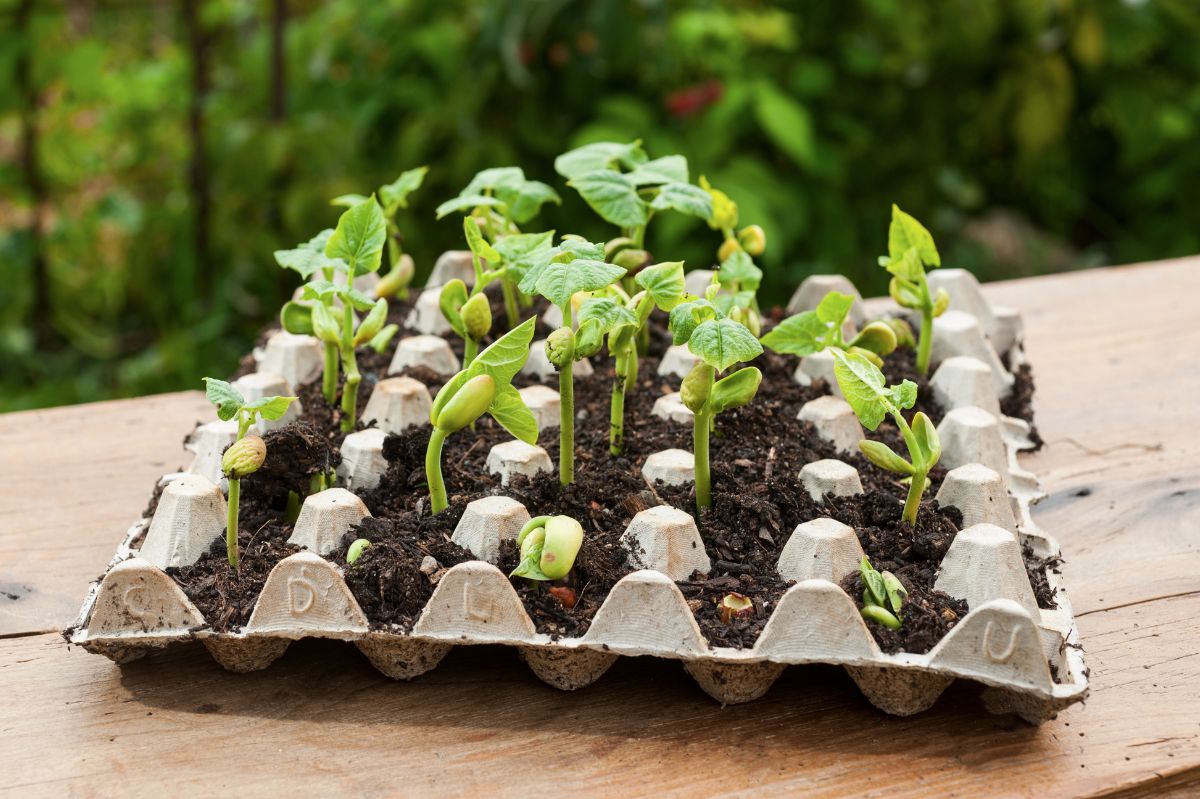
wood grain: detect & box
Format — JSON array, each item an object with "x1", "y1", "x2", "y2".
[{"x1": 0, "y1": 258, "x2": 1198, "y2": 797}]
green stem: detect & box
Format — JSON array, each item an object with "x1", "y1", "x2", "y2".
[
  {"x1": 286, "y1": 490, "x2": 301, "y2": 523},
  {"x1": 464, "y1": 337, "x2": 478, "y2": 369},
  {"x1": 559, "y1": 358, "x2": 574, "y2": 485},
  {"x1": 902, "y1": 467, "x2": 928, "y2": 526},
  {"x1": 226, "y1": 478, "x2": 240, "y2": 569},
  {"x1": 916, "y1": 305, "x2": 934, "y2": 376},
  {"x1": 386, "y1": 232, "x2": 409, "y2": 301},
  {"x1": 340, "y1": 304, "x2": 360, "y2": 432},
  {"x1": 426, "y1": 427, "x2": 449, "y2": 514},
  {"x1": 322, "y1": 341, "x2": 339, "y2": 406},
  {"x1": 501, "y1": 277, "x2": 519, "y2": 330},
  {"x1": 694, "y1": 409, "x2": 713, "y2": 510},
  {"x1": 308, "y1": 472, "x2": 325, "y2": 495}
]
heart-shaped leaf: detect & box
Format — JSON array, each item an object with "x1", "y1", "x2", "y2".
[
  {"x1": 203, "y1": 378, "x2": 245, "y2": 421},
  {"x1": 568, "y1": 171, "x2": 648, "y2": 228},
  {"x1": 488, "y1": 383, "x2": 538, "y2": 445},
  {"x1": 634, "y1": 261, "x2": 686, "y2": 311},
  {"x1": 326, "y1": 196, "x2": 387, "y2": 276},
  {"x1": 888, "y1": 205, "x2": 940, "y2": 267},
  {"x1": 688, "y1": 318, "x2": 764, "y2": 372},
  {"x1": 379, "y1": 166, "x2": 428, "y2": 212},
  {"x1": 554, "y1": 140, "x2": 647, "y2": 179},
  {"x1": 760, "y1": 311, "x2": 829, "y2": 357},
  {"x1": 627, "y1": 155, "x2": 689, "y2": 186},
  {"x1": 650, "y1": 181, "x2": 713, "y2": 220}
]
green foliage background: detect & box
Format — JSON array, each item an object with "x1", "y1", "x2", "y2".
[{"x1": 2, "y1": 0, "x2": 1197, "y2": 410}]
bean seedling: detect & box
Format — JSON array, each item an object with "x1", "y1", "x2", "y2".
[
  {"x1": 425, "y1": 318, "x2": 539, "y2": 513},
  {"x1": 509, "y1": 515, "x2": 585, "y2": 581},
  {"x1": 700, "y1": 175, "x2": 766, "y2": 335},
  {"x1": 285, "y1": 197, "x2": 391, "y2": 431},
  {"x1": 203, "y1": 378, "x2": 297, "y2": 568},
  {"x1": 669, "y1": 283, "x2": 765, "y2": 510},
  {"x1": 578, "y1": 260, "x2": 687, "y2": 454},
  {"x1": 858, "y1": 555, "x2": 908, "y2": 629},
  {"x1": 519, "y1": 237, "x2": 626, "y2": 484},
  {"x1": 761, "y1": 290, "x2": 900, "y2": 366},
  {"x1": 878, "y1": 205, "x2": 949, "y2": 375},
  {"x1": 346, "y1": 538, "x2": 371, "y2": 565},
  {"x1": 333, "y1": 166, "x2": 429, "y2": 300},
  {"x1": 831, "y1": 350, "x2": 942, "y2": 526}
]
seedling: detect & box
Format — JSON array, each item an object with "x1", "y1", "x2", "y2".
[
  {"x1": 761, "y1": 290, "x2": 900, "y2": 366},
  {"x1": 718, "y1": 592, "x2": 754, "y2": 624},
  {"x1": 669, "y1": 284, "x2": 765, "y2": 510},
  {"x1": 578, "y1": 260, "x2": 687, "y2": 454},
  {"x1": 284, "y1": 197, "x2": 391, "y2": 431},
  {"x1": 333, "y1": 166, "x2": 428, "y2": 300},
  {"x1": 425, "y1": 318, "x2": 538, "y2": 513},
  {"x1": 436, "y1": 167, "x2": 561, "y2": 327},
  {"x1": 878, "y1": 205, "x2": 950, "y2": 375},
  {"x1": 700, "y1": 175, "x2": 766, "y2": 334},
  {"x1": 346, "y1": 538, "x2": 370, "y2": 565},
  {"x1": 203, "y1": 378, "x2": 297, "y2": 568},
  {"x1": 519, "y1": 237, "x2": 626, "y2": 484},
  {"x1": 274, "y1": 229, "x2": 345, "y2": 405},
  {"x1": 858, "y1": 555, "x2": 907, "y2": 629},
  {"x1": 830, "y1": 350, "x2": 942, "y2": 526},
  {"x1": 554, "y1": 141, "x2": 713, "y2": 251},
  {"x1": 509, "y1": 515, "x2": 585, "y2": 581}
]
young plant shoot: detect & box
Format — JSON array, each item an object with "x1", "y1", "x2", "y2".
[
  {"x1": 346, "y1": 538, "x2": 370, "y2": 565},
  {"x1": 274, "y1": 229, "x2": 346, "y2": 405},
  {"x1": 579, "y1": 260, "x2": 687, "y2": 454},
  {"x1": 425, "y1": 318, "x2": 539, "y2": 513},
  {"x1": 858, "y1": 555, "x2": 907, "y2": 629},
  {"x1": 284, "y1": 197, "x2": 390, "y2": 431},
  {"x1": 436, "y1": 167, "x2": 561, "y2": 327},
  {"x1": 554, "y1": 141, "x2": 713, "y2": 252},
  {"x1": 831, "y1": 350, "x2": 942, "y2": 526},
  {"x1": 879, "y1": 205, "x2": 949, "y2": 375},
  {"x1": 519, "y1": 238, "x2": 626, "y2": 484},
  {"x1": 700, "y1": 175, "x2": 766, "y2": 335},
  {"x1": 509, "y1": 515, "x2": 584, "y2": 581},
  {"x1": 332, "y1": 166, "x2": 429, "y2": 300},
  {"x1": 761, "y1": 290, "x2": 900, "y2": 366},
  {"x1": 669, "y1": 284, "x2": 765, "y2": 510},
  {"x1": 203, "y1": 378, "x2": 297, "y2": 569}
]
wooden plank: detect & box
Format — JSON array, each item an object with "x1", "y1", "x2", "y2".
[
  {"x1": 0, "y1": 592, "x2": 1195, "y2": 798},
  {"x1": 0, "y1": 391, "x2": 211, "y2": 636},
  {"x1": 982, "y1": 257, "x2": 1200, "y2": 614}
]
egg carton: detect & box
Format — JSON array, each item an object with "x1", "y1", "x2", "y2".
[{"x1": 65, "y1": 268, "x2": 1088, "y2": 722}]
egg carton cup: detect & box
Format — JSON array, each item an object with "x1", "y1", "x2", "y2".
[{"x1": 66, "y1": 270, "x2": 1086, "y2": 723}]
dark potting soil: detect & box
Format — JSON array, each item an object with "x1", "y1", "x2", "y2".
[
  {"x1": 1001, "y1": 361, "x2": 1044, "y2": 451},
  {"x1": 1022, "y1": 539, "x2": 1061, "y2": 610},
  {"x1": 839, "y1": 569, "x2": 968, "y2": 656},
  {"x1": 160, "y1": 300, "x2": 1052, "y2": 655}
]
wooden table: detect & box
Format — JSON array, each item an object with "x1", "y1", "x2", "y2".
[{"x1": 2, "y1": 258, "x2": 1198, "y2": 798}]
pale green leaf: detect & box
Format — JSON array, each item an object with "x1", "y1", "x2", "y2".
[
  {"x1": 331, "y1": 193, "x2": 368, "y2": 208},
  {"x1": 469, "y1": 317, "x2": 536, "y2": 387},
  {"x1": 760, "y1": 311, "x2": 830, "y2": 356},
  {"x1": 434, "y1": 194, "x2": 504, "y2": 219},
  {"x1": 506, "y1": 181, "x2": 561, "y2": 224},
  {"x1": 463, "y1": 217, "x2": 501, "y2": 263},
  {"x1": 859, "y1": 440, "x2": 915, "y2": 475},
  {"x1": 379, "y1": 166, "x2": 428, "y2": 211},
  {"x1": 462, "y1": 167, "x2": 526, "y2": 195},
  {"x1": 649, "y1": 181, "x2": 713, "y2": 220},
  {"x1": 203, "y1": 378, "x2": 244, "y2": 421},
  {"x1": 488, "y1": 383, "x2": 538, "y2": 445},
  {"x1": 533, "y1": 260, "x2": 625, "y2": 310},
  {"x1": 244, "y1": 395, "x2": 297, "y2": 421},
  {"x1": 668, "y1": 298, "x2": 718, "y2": 345},
  {"x1": 888, "y1": 205, "x2": 941, "y2": 267},
  {"x1": 345, "y1": 288, "x2": 376, "y2": 312},
  {"x1": 688, "y1": 318, "x2": 764, "y2": 371},
  {"x1": 493, "y1": 231, "x2": 555, "y2": 262},
  {"x1": 816, "y1": 291, "x2": 854, "y2": 325},
  {"x1": 627, "y1": 154, "x2": 689, "y2": 186},
  {"x1": 635, "y1": 261, "x2": 686, "y2": 311},
  {"x1": 325, "y1": 196, "x2": 387, "y2": 276},
  {"x1": 579, "y1": 297, "x2": 638, "y2": 333},
  {"x1": 554, "y1": 140, "x2": 647, "y2": 179},
  {"x1": 568, "y1": 171, "x2": 648, "y2": 228},
  {"x1": 832, "y1": 351, "x2": 905, "y2": 431},
  {"x1": 717, "y1": 249, "x2": 762, "y2": 290}
]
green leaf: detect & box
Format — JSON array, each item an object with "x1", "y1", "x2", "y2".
[
  {"x1": 884, "y1": 248, "x2": 924, "y2": 282},
  {"x1": 488, "y1": 383, "x2": 538, "y2": 445},
  {"x1": 203, "y1": 378, "x2": 244, "y2": 421},
  {"x1": 860, "y1": 557, "x2": 888, "y2": 607},
  {"x1": 470, "y1": 317, "x2": 536, "y2": 387},
  {"x1": 532, "y1": 260, "x2": 625, "y2": 310},
  {"x1": 650, "y1": 181, "x2": 713, "y2": 221},
  {"x1": 668, "y1": 298, "x2": 718, "y2": 345},
  {"x1": 635, "y1": 261, "x2": 686, "y2": 311},
  {"x1": 579, "y1": 297, "x2": 638, "y2": 333},
  {"x1": 506, "y1": 181, "x2": 561, "y2": 224},
  {"x1": 439, "y1": 280, "x2": 469, "y2": 337},
  {"x1": 859, "y1": 440, "x2": 915, "y2": 476},
  {"x1": 311, "y1": 302, "x2": 341, "y2": 344},
  {"x1": 331, "y1": 193, "x2": 368, "y2": 208},
  {"x1": 354, "y1": 298, "x2": 389, "y2": 345},
  {"x1": 243, "y1": 395, "x2": 296, "y2": 421},
  {"x1": 760, "y1": 311, "x2": 829, "y2": 357},
  {"x1": 708, "y1": 367, "x2": 762, "y2": 414},
  {"x1": 463, "y1": 217, "x2": 501, "y2": 263},
  {"x1": 554, "y1": 140, "x2": 647, "y2": 179},
  {"x1": 326, "y1": 196, "x2": 387, "y2": 276},
  {"x1": 717, "y1": 249, "x2": 762, "y2": 291},
  {"x1": 627, "y1": 154, "x2": 688, "y2": 186},
  {"x1": 462, "y1": 167, "x2": 526, "y2": 196},
  {"x1": 832, "y1": 351, "x2": 895, "y2": 431},
  {"x1": 493, "y1": 231, "x2": 555, "y2": 263},
  {"x1": 345, "y1": 288, "x2": 377, "y2": 312},
  {"x1": 889, "y1": 380, "x2": 918, "y2": 411},
  {"x1": 755, "y1": 83, "x2": 817, "y2": 170},
  {"x1": 816, "y1": 291, "x2": 854, "y2": 325},
  {"x1": 379, "y1": 166, "x2": 428, "y2": 212},
  {"x1": 688, "y1": 318, "x2": 764, "y2": 371},
  {"x1": 911, "y1": 411, "x2": 941, "y2": 466},
  {"x1": 888, "y1": 275, "x2": 924, "y2": 308},
  {"x1": 434, "y1": 194, "x2": 504, "y2": 219},
  {"x1": 574, "y1": 317, "x2": 605, "y2": 359},
  {"x1": 274, "y1": 230, "x2": 343, "y2": 279},
  {"x1": 881, "y1": 571, "x2": 908, "y2": 616},
  {"x1": 888, "y1": 205, "x2": 941, "y2": 267},
  {"x1": 300, "y1": 280, "x2": 339, "y2": 302},
  {"x1": 568, "y1": 171, "x2": 648, "y2": 228}
]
